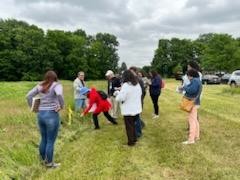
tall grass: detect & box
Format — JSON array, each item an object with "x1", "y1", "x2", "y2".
[
  {"x1": 0, "y1": 80, "x2": 239, "y2": 179},
  {"x1": 222, "y1": 86, "x2": 240, "y2": 95}
]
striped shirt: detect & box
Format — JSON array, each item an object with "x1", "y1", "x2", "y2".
[{"x1": 27, "y1": 82, "x2": 64, "y2": 111}]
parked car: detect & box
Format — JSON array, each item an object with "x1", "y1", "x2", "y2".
[
  {"x1": 221, "y1": 73, "x2": 231, "y2": 84},
  {"x1": 215, "y1": 71, "x2": 226, "y2": 78},
  {"x1": 202, "y1": 74, "x2": 221, "y2": 84},
  {"x1": 228, "y1": 70, "x2": 240, "y2": 87}
]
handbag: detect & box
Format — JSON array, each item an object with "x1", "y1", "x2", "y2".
[
  {"x1": 31, "y1": 96, "x2": 41, "y2": 113},
  {"x1": 180, "y1": 96, "x2": 194, "y2": 112}
]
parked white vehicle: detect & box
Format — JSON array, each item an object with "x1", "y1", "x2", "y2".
[{"x1": 228, "y1": 70, "x2": 240, "y2": 87}]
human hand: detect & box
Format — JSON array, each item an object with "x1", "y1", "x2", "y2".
[
  {"x1": 113, "y1": 90, "x2": 120, "y2": 97},
  {"x1": 80, "y1": 113, "x2": 84, "y2": 117},
  {"x1": 114, "y1": 87, "x2": 121, "y2": 91},
  {"x1": 55, "y1": 106, "x2": 61, "y2": 112},
  {"x1": 176, "y1": 86, "x2": 183, "y2": 93}
]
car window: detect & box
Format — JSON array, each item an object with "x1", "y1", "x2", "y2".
[
  {"x1": 223, "y1": 74, "x2": 229, "y2": 78},
  {"x1": 235, "y1": 72, "x2": 240, "y2": 76}
]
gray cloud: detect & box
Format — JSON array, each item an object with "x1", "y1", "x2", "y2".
[
  {"x1": 162, "y1": 0, "x2": 240, "y2": 30},
  {"x1": 1, "y1": 0, "x2": 240, "y2": 67},
  {"x1": 15, "y1": 0, "x2": 126, "y2": 12}
]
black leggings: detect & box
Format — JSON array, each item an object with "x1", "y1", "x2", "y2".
[
  {"x1": 92, "y1": 112, "x2": 117, "y2": 129},
  {"x1": 150, "y1": 94, "x2": 160, "y2": 115}
]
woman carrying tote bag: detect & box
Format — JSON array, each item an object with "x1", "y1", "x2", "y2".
[{"x1": 26, "y1": 71, "x2": 64, "y2": 168}]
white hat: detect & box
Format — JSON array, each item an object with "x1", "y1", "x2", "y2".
[{"x1": 105, "y1": 70, "x2": 114, "y2": 76}]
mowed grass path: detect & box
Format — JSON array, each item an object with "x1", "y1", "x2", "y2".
[{"x1": 0, "y1": 80, "x2": 239, "y2": 179}]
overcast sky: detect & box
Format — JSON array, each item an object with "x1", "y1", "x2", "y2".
[{"x1": 1, "y1": 0, "x2": 240, "y2": 67}]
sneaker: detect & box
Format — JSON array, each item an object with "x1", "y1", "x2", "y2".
[
  {"x1": 127, "y1": 142, "x2": 136, "y2": 146},
  {"x1": 112, "y1": 119, "x2": 118, "y2": 125},
  {"x1": 45, "y1": 162, "x2": 61, "y2": 168},
  {"x1": 152, "y1": 115, "x2": 159, "y2": 119},
  {"x1": 182, "y1": 140, "x2": 195, "y2": 145}
]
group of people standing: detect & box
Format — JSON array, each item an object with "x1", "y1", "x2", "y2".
[
  {"x1": 74, "y1": 67, "x2": 163, "y2": 146},
  {"x1": 26, "y1": 61, "x2": 202, "y2": 169},
  {"x1": 26, "y1": 67, "x2": 162, "y2": 168}
]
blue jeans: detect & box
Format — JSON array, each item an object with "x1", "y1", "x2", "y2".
[
  {"x1": 37, "y1": 110, "x2": 60, "y2": 163},
  {"x1": 75, "y1": 99, "x2": 86, "y2": 111},
  {"x1": 135, "y1": 114, "x2": 142, "y2": 138}
]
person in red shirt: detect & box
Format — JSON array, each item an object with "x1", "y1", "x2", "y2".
[{"x1": 80, "y1": 87, "x2": 118, "y2": 129}]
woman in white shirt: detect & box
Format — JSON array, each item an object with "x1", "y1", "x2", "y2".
[{"x1": 115, "y1": 70, "x2": 142, "y2": 146}]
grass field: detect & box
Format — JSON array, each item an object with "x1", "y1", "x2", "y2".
[{"x1": 0, "y1": 80, "x2": 239, "y2": 180}]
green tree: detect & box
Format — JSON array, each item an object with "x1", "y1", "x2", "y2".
[
  {"x1": 199, "y1": 33, "x2": 240, "y2": 72},
  {"x1": 0, "y1": 19, "x2": 120, "y2": 81},
  {"x1": 151, "y1": 38, "x2": 199, "y2": 76},
  {"x1": 0, "y1": 19, "x2": 46, "y2": 80},
  {"x1": 85, "y1": 33, "x2": 119, "y2": 79},
  {"x1": 151, "y1": 39, "x2": 171, "y2": 76}
]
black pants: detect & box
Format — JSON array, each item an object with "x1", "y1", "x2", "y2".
[
  {"x1": 140, "y1": 93, "x2": 146, "y2": 128},
  {"x1": 150, "y1": 94, "x2": 160, "y2": 115},
  {"x1": 124, "y1": 115, "x2": 137, "y2": 146},
  {"x1": 92, "y1": 112, "x2": 117, "y2": 129},
  {"x1": 141, "y1": 92, "x2": 146, "y2": 108}
]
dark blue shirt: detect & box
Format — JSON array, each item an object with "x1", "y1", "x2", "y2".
[{"x1": 149, "y1": 75, "x2": 161, "y2": 95}]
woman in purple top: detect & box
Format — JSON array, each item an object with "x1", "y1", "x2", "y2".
[
  {"x1": 26, "y1": 71, "x2": 64, "y2": 168},
  {"x1": 149, "y1": 71, "x2": 162, "y2": 119}
]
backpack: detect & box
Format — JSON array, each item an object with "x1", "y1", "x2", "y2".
[
  {"x1": 97, "y1": 90, "x2": 108, "y2": 100},
  {"x1": 161, "y1": 79, "x2": 165, "y2": 89}
]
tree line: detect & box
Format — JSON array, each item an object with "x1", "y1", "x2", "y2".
[
  {"x1": 148, "y1": 33, "x2": 240, "y2": 77},
  {"x1": 1, "y1": 19, "x2": 240, "y2": 81},
  {"x1": 0, "y1": 19, "x2": 119, "y2": 81}
]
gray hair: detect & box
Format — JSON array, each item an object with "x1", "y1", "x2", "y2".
[{"x1": 78, "y1": 71, "x2": 85, "y2": 76}]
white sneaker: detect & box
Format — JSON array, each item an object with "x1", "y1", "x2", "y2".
[
  {"x1": 152, "y1": 115, "x2": 159, "y2": 119},
  {"x1": 46, "y1": 162, "x2": 61, "y2": 168},
  {"x1": 182, "y1": 140, "x2": 195, "y2": 145}
]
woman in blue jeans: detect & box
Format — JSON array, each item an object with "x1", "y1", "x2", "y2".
[{"x1": 27, "y1": 71, "x2": 64, "y2": 168}]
